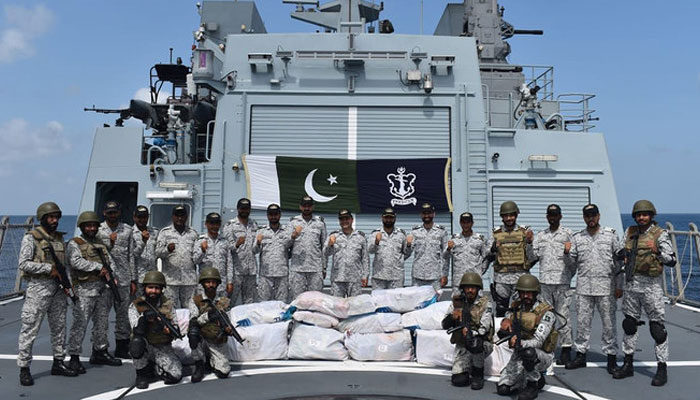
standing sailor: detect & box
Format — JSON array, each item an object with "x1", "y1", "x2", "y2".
[
  {"x1": 408, "y1": 203, "x2": 447, "y2": 291},
  {"x1": 132, "y1": 205, "x2": 158, "y2": 288},
  {"x1": 193, "y1": 212, "x2": 233, "y2": 298},
  {"x1": 289, "y1": 195, "x2": 327, "y2": 298},
  {"x1": 223, "y1": 198, "x2": 258, "y2": 304},
  {"x1": 613, "y1": 200, "x2": 675, "y2": 386},
  {"x1": 324, "y1": 209, "x2": 369, "y2": 297},
  {"x1": 254, "y1": 204, "x2": 293, "y2": 302},
  {"x1": 443, "y1": 212, "x2": 488, "y2": 291},
  {"x1": 97, "y1": 200, "x2": 136, "y2": 359},
  {"x1": 532, "y1": 204, "x2": 575, "y2": 365},
  {"x1": 368, "y1": 207, "x2": 411, "y2": 289},
  {"x1": 67, "y1": 211, "x2": 122, "y2": 373}
]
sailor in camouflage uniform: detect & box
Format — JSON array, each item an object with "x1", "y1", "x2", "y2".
[
  {"x1": 254, "y1": 204, "x2": 293, "y2": 302},
  {"x1": 129, "y1": 271, "x2": 182, "y2": 389},
  {"x1": 565, "y1": 204, "x2": 623, "y2": 374},
  {"x1": 496, "y1": 275, "x2": 556, "y2": 400},
  {"x1": 443, "y1": 212, "x2": 488, "y2": 290},
  {"x1": 188, "y1": 267, "x2": 232, "y2": 382},
  {"x1": 132, "y1": 205, "x2": 158, "y2": 287},
  {"x1": 155, "y1": 205, "x2": 199, "y2": 308},
  {"x1": 96, "y1": 200, "x2": 136, "y2": 358},
  {"x1": 67, "y1": 211, "x2": 122, "y2": 375},
  {"x1": 289, "y1": 196, "x2": 327, "y2": 298},
  {"x1": 223, "y1": 198, "x2": 258, "y2": 304},
  {"x1": 17, "y1": 202, "x2": 78, "y2": 386},
  {"x1": 532, "y1": 204, "x2": 575, "y2": 365},
  {"x1": 324, "y1": 209, "x2": 370, "y2": 297},
  {"x1": 193, "y1": 212, "x2": 233, "y2": 298},
  {"x1": 368, "y1": 207, "x2": 411, "y2": 289},
  {"x1": 442, "y1": 272, "x2": 493, "y2": 391},
  {"x1": 408, "y1": 203, "x2": 447, "y2": 291},
  {"x1": 613, "y1": 200, "x2": 676, "y2": 386},
  {"x1": 485, "y1": 201, "x2": 536, "y2": 318}
]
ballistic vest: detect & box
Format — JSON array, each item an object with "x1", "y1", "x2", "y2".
[
  {"x1": 510, "y1": 300, "x2": 558, "y2": 353},
  {"x1": 450, "y1": 296, "x2": 494, "y2": 344},
  {"x1": 133, "y1": 296, "x2": 175, "y2": 345},
  {"x1": 625, "y1": 225, "x2": 664, "y2": 278},
  {"x1": 70, "y1": 237, "x2": 105, "y2": 283},
  {"x1": 193, "y1": 294, "x2": 231, "y2": 344},
  {"x1": 493, "y1": 227, "x2": 530, "y2": 273},
  {"x1": 24, "y1": 227, "x2": 65, "y2": 279}
]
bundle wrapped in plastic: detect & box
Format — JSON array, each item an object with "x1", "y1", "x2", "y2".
[
  {"x1": 172, "y1": 308, "x2": 193, "y2": 364},
  {"x1": 288, "y1": 323, "x2": 348, "y2": 360},
  {"x1": 401, "y1": 301, "x2": 451, "y2": 330},
  {"x1": 292, "y1": 310, "x2": 340, "y2": 328},
  {"x1": 229, "y1": 320, "x2": 290, "y2": 361},
  {"x1": 415, "y1": 329, "x2": 454, "y2": 367},
  {"x1": 290, "y1": 291, "x2": 375, "y2": 319},
  {"x1": 371, "y1": 286, "x2": 438, "y2": 313},
  {"x1": 344, "y1": 330, "x2": 413, "y2": 361},
  {"x1": 336, "y1": 312, "x2": 402, "y2": 334},
  {"x1": 229, "y1": 300, "x2": 288, "y2": 326}
]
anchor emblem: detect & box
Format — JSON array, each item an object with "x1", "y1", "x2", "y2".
[{"x1": 387, "y1": 167, "x2": 417, "y2": 207}]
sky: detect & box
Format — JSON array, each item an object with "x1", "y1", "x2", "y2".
[{"x1": 1, "y1": 0, "x2": 699, "y2": 215}]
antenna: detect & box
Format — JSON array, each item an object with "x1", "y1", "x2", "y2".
[{"x1": 169, "y1": 48, "x2": 173, "y2": 63}]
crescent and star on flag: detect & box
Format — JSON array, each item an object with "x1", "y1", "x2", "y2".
[{"x1": 304, "y1": 169, "x2": 338, "y2": 203}]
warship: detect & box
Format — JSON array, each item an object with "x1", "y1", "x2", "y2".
[{"x1": 1, "y1": 1, "x2": 699, "y2": 399}]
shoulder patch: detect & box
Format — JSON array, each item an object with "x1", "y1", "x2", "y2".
[
  {"x1": 198, "y1": 234, "x2": 207, "y2": 239},
  {"x1": 603, "y1": 227, "x2": 616, "y2": 234},
  {"x1": 397, "y1": 228, "x2": 406, "y2": 235},
  {"x1": 330, "y1": 230, "x2": 339, "y2": 235},
  {"x1": 452, "y1": 233, "x2": 459, "y2": 239},
  {"x1": 435, "y1": 224, "x2": 445, "y2": 230},
  {"x1": 371, "y1": 229, "x2": 380, "y2": 233},
  {"x1": 357, "y1": 231, "x2": 366, "y2": 237},
  {"x1": 477, "y1": 233, "x2": 485, "y2": 240},
  {"x1": 317, "y1": 216, "x2": 325, "y2": 222},
  {"x1": 493, "y1": 227, "x2": 502, "y2": 233},
  {"x1": 413, "y1": 225, "x2": 422, "y2": 230},
  {"x1": 543, "y1": 314, "x2": 552, "y2": 323}
]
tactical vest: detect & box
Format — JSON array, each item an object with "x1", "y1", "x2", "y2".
[
  {"x1": 625, "y1": 225, "x2": 664, "y2": 278},
  {"x1": 24, "y1": 228, "x2": 65, "y2": 279},
  {"x1": 193, "y1": 294, "x2": 231, "y2": 344},
  {"x1": 133, "y1": 296, "x2": 175, "y2": 345},
  {"x1": 511, "y1": 300, "x2": 558, "y2": 353},
  {"x1": 450, "y1": 296, "x2": 494, "y2": 345},
  {"x1": 493, "y1": 228, "x2": 530, "y2": 273},
  {"x1": 70, "y1": 237, "x2": 105, "y2": 284}
]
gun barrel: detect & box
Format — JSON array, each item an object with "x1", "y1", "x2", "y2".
[
  {"x1": 84, "y1": 107, "x2": 127, "y2": 114},
  {"x1": 513, "y1": 29, "x2": 543, "y2": 35}
]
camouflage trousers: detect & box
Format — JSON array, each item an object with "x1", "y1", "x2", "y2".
[
  {"x1": 540, "y1": 284, "x2": 574, "y2": 348},
  {"x1": 111, "y1": 286, "x2": 132, "y2": 340},
  {"x1": 492, "y1": 282, "x2": 520, "y2": 317},
  {"x1": 452, "y1": 341, "x2": 494, "y2": 374},
  {"x1": 68, "y1": 290, "x2": 111, "y2": 355},
  {"x1": 289, "y1": 271, "x2": 324, "y2": 300},
  {"x1": 372, "y1": 278, "x2": 403, "y2": 290},
  {"x1": 192, "y1": 340, "x2": 231, "y2": 375},
  {"x1": 257, "y1": 276, "x2": 289, "y2": 302},
  {"x1": 17, "y1": 280, "x2": 68, "y2": 367},
  {"x1": 573, "y1": 294, "x2": 619, "y2": 355},
  {"x1": 498, "y1": 347, "x2": 554, "y2": 387},
  {"x1": 412, "y1": 277, "x2": 441, "y2": 292},
  {"x1": 164, "y1": 285, "x2": 197, "y2": 309},
  {"x1": 622, "y1": 287, "x2": 668, "y2": 362},
  {"x1": 331, "y1": 281, "x2": 361, "y2": 297},
  {"x1": 232, "y1": 274, "x2": 257, "y2": 305},
  {"x1": 132, "y1": 343, "x2": 182, "y2": 380}
]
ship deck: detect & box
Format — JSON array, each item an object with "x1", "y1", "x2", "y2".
[{"x1": 1, "y1": 293, "x2": 699, "y2": 400}]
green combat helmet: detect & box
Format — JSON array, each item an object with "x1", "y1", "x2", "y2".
[
  {"x1": 36, "y1": 202, "x2": 62, "y2": 221},
  {"x1": 142, "y1": 270, "x2": 166, "y2": 287},
  {"x1": 632, "y1": 200, "x2": 656, "y2": 217},
  {"x1": 199, "y1": 267, "x2": 222, "y2": 284},
  {"x1": 459, "y1": 272, "x2": 483, "y2": 289},
  {"x1": 499, "y1": 201, "x2": 519, "y2": 216},
  {"x1": 515, "y1": 274, "x2": 540, "y2": 293},
  {"x1": 77, "y1": 211, "x2": 100, "y2": 227}
]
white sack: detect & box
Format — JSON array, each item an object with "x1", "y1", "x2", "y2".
[
  {"x1": 371, "y1": 286, "x2": 438, "y2": 313},
  {"x1": 229, "y1": 300, "x2": 288, "y2": 326},
  {"x1": 288, "y1": 324, "x2": 348, "y2": 360},
  {"x1": 229, "y1": 321, "x2": 290, "y2": 361},
  {"x1": 291, "y1": 291, "x2": 375, "y2": 319},
  {"x1": 415, "y1": 329, "x2": 454, "y2": 367},
  {"x1": 401, "y1": 301, "x2": 451, "y2": 330},
  {"x1": 486, "y1": 342, "x2": 514, "y2": 376},
  {"x1": 337, "y1": 313, "x2": 402, "y2": 334},
  {"x1": 344, "y1": 330, "x2": 413, "y2": 361},
  {"x1": 292, "y1": 310, "x2": 340, "y2": 328},
  {"x1": 172, "y1": 308, "x2": 193, "y2": 364}
]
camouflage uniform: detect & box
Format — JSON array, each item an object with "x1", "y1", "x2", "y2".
[
  {"x1": 128, "y1": 297, "x2": 182, "y2": 381},
  {"x1": 445, "y1": 297, "x2": 494, "y2": 374},
  {"x1": 66, "y1": 236, "x2": 115, "y2": 355},
  {"x1": 253, "y1": 224, "x2": 293, "y2": 302},
  {"x1": 443, "y1": 232, "x2": 488, "y2": 290},
  {"x1": 409, "y1": 224, "x2": 448, "y2": 291},
  {"x1": 193, "y1": 233, "x2": 233, "y2": 297},
  {"x1": 289, "y1": 214, "x2": 327, "y2": 299},
  {"x1": 132, "y1": 225, "x2": 158, "y2": 286},
  {"x1": 223, "y1": 218, "x2": 259, "y2": 304},
  {"x1": 17, "y1": 228, "x2": 69, "y2": 368},
  {"x1": 97, "y1": 221, "x2": 135, "y2": 341},
  {"x1": 188, "y1": 293, "x2": 231, "y2": 375},
  {"x1": 368, "y1": 227, "x2": 411, "y2": 289},
  {"x1": 155, "y1": 225, "x2": 199, "y2": 307},
  {"x1": 533, "y1": 226, "x2": 575, "y2": 349},
  {"x1": 323, "y1": 230, "x2": 369, "y2": 297},
  {"x1": 567, "y1": 227, "x2": 624, "y2": 356}
]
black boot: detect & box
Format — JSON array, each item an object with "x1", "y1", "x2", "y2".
[
  {"x1": 90, "y1": 349, "x2": 123, "y2": 366},
  {"x1": 161, "y1": 371, "x2": 181, "y2": 385},
  {"x1": 191, "y1": 361, "x2": 205, "y2": 383},
  {"x1": 556, "y1": 346, "x2": 572, "y2": 366},
  {"x1": 470, "y1": 367, "x2": 484, "y2": 390},
  {"x1": 451, "y1": 372, "x2": 470, "y2": 387},
  {"x1": 135, "y1": 368, "x2": 150, "y2": 389},
  {"x1": 19, "y1": 367, "x2": 34, "y2": 386},
  {"x1": 51, "y1": 358, "x2": 79, "y2": 377},
  {"x1": 213, "y1": 369, "x2": 229, "y2": 379},
  {"x1": 68, "y1": 355, "x2": 86, "y2": 374},
  {"x1": 497, "y1": 384, "x2": 514, "y2": 396},
  {"x1": 612, "y1": 354, "x2": 634, "y2": 379},
  {"x1": 518, "y1": 380, "x2": 539, "y2": 400},
  {"x1": 606, "y1": 354, "x2": 619, "y2": 375},
  {"x1": 537, "y1": 374, "x2": 546, "y2": 389},
  {"x1": 565, "y1": 352, "x2": 586, "y2": 370},
  {"x1": 114, "y1": 339, "x2": 131, "y2": 359},
  {"x1": 651, "y1": 362, "x2": 667, "y2": 386}
]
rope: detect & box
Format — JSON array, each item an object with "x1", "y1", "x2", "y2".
[{"x1": 675, "y1": 232, "x2": 694, "y2": 302}]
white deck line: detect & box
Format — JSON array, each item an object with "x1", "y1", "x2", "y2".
[
  {"x1": 674, "y1": 302, "x2": 700, "y2": 313},
  {"x1": 0, "y1": 295, "x2": 24, "y2": 305}
]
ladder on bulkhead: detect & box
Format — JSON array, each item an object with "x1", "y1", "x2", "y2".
[
  {"x1": 201, "y1": 167, "x2": 223, "y2": 222},
  {"x1": 466, "y1": 126, "x2": 489, "y2": 234}
]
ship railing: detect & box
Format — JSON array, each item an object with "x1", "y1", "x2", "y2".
[
  {"x1": 0, "y1": 216, "x2": 34, "y2": 299},
  {"x1": 522, "y1": 65, "x2": 554, "y2": 100},
  {"x1": 664, "y1": 222, "x2": 700, "y2": 307},
  {"x1": 556, "y1": 93, "x2": 597, "y2": 132}
]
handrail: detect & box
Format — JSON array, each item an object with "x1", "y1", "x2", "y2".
[
  {"x1": 663, "y1": 222, "x2": 697, "y2": 304},
  {"x1": 205, "y1": 120, "x2": 215, "y2": 161}
]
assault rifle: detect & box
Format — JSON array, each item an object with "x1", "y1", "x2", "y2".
[
  {"x1": 137, "y1": 300, "x2": 184, "y2": 340},
  {"x1": 446, "y1": 295, "x2": 473, "y2": 338},
  {"x1": 92, "y1": 246, "x2": 121, "y2": 303},
  {"x1": 203, "y1": 298, "x2": 245, "y2": 344},
  {"x1": 495, "y1": 304, "x2": 522, "y2": 351},
  {"x1": 42, "y1": 244, "x2": 78, "y2": 304},
  {"x1": 615, "y1": 230, "x2": 639, "y2": 283}
]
